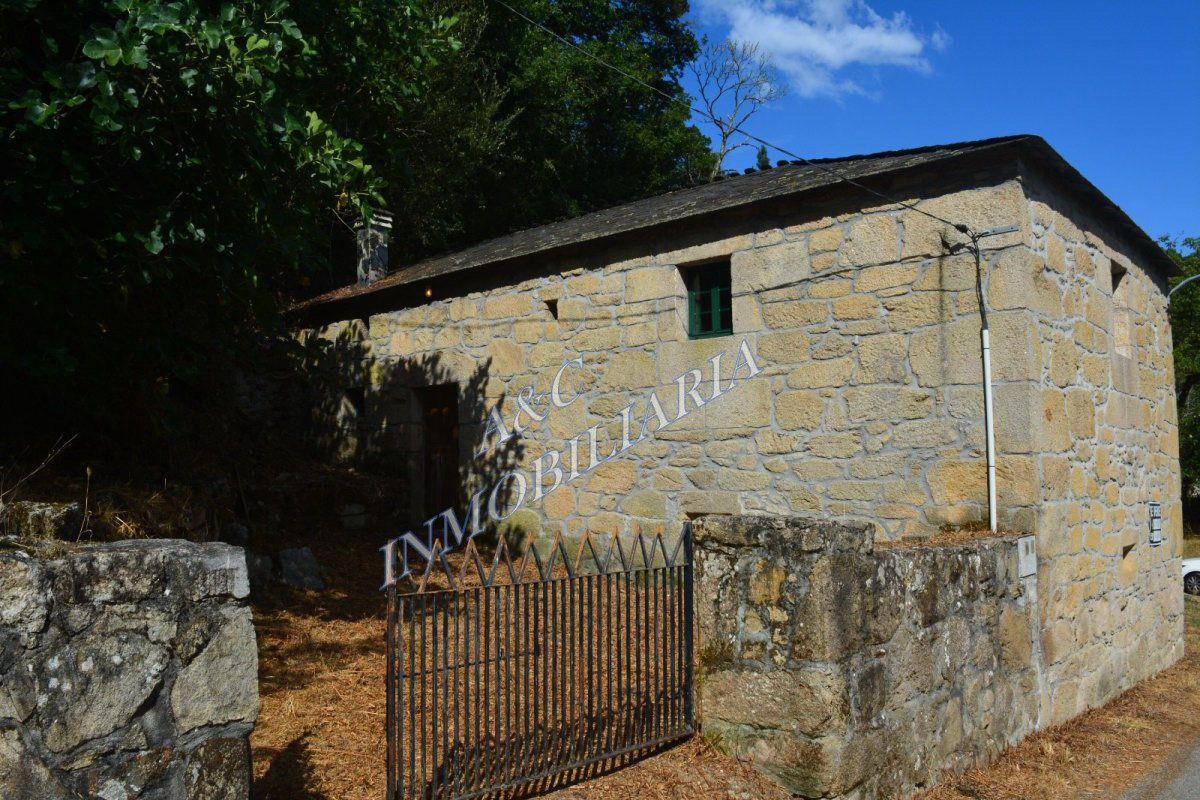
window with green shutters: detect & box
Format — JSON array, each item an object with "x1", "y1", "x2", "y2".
[{"x1": 684, "y1": 259, "x2": 732, "y2": 338}]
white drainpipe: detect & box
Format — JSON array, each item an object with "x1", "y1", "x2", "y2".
[
  {"x1": 969, "y1": 225, "x2": 1017, "y2": 533},
  {"x1": 981, "y1": 324, "x2": 998, "y2": 533}
]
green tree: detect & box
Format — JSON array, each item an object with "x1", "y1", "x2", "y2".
[
  {"x1": 1166, "y1": 236, "x2": 1200, "y2": 502},
  {"x1": 0, "y1": 0, "x2": 452, "y2": 447},
  {"x1": 756, "y1": 145, "x2": 770, "y2": 171},
  {"x1": 371, "y1": 0, "x2": 717, "y2": 261},
  {"x1": 0, "y1": 0, "x2": 715, "y2": 454}
]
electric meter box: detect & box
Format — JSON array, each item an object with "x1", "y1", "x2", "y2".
[
  {"x1": 1017, "y1": 535, "x2": 1037, "y2": 578},
  {"x1": 1149, "y1": 502, "x2": 1163, "y2": 547}
]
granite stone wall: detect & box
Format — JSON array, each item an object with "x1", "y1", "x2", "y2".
[
  {"x1": 693, "y1": 514, "x2": 1040, "y2": 799},
  {"x1": 302, "y1": 170, "x2": 1043, "y2": 541},
  {"x1": 0, "y1": 539, "x2": 258, "y2": 800},
  {"x1": 1014, "y1": 167, "x2": 1183, "y2": 725}
]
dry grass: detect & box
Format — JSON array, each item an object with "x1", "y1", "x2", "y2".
[
  {"x1": 919, "y1": 595, "x2": 1200, "y2": 800},
  {"x1": 1184, "y1": 535, "x2": 1200, "y2": 559}
]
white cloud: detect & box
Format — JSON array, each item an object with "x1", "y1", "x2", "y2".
[{"x1": 697, "y1": 0, "x2": 949, "y2": 97}]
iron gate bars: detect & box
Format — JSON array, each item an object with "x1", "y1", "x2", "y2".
[{"x1": 385, "y1": 523, "x2": 695, "y2": 800}]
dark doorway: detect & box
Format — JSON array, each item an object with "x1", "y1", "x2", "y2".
[{"x1": 416, "y1": 384, "x2": 459, "y2": 520}]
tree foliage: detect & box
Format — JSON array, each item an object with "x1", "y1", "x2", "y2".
[
  {"x1": 372, "y1": 0, "x2": 716, "y2": 262},
  {"x1": 1166, "y1": 236, "x2": 1200, "y2": 501},
  {"x1": 0, "y1": 0, "x2": 713, "y2": 453}
]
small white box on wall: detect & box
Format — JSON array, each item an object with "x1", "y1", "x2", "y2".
[
  {"x1": 1149, "y1": 502, "x2": 1163, "y2": 547},
  {"x1": 1017, "y1": 535, "x2": 1037, "y2": 578}
]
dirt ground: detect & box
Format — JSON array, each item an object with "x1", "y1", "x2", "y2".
[{"x1": 251, "y1": 531, "x2": 1200, "y2": 800}]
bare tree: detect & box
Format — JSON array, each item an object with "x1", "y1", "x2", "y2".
[{"x1": 690, "y1": 39, "x2": 787, "y2": 180}]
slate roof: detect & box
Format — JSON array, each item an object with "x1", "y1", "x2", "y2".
[{"x1": 292, "y1": 134, "x2": 1175, "y2": 319}]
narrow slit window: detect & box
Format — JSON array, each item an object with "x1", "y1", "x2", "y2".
[
  {"x1": 683, "y1": 259, "x2": 732, "y2": 339},
  {"x1": 1111, "y1": 264, "x2": 1132, "y2": 358},
  {"x1": 544, "y1": 298, "x2": 559, "y2": 320}
]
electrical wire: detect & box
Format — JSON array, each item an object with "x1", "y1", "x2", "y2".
[{"x1": 488, "y1": 0, "x2": 977, "y2": 238}]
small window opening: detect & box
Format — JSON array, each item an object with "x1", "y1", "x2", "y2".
[
  {"x1": 1111, "y1": 264, "x2": 1131, "y2": 358},
  {"x1": 544, "y1": 298, "x2": 559, "y2": 320},
  {"x1": 682, "y1": 259, "x2": 732, "y2": 339}
]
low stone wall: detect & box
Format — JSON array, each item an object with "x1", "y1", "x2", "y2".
[
  {"x1": 694, "y1": 515, "x2": 1040, "y2": 799},
  {"x1": 0, "y1": 539, "x2": 259, "y2": 800}
]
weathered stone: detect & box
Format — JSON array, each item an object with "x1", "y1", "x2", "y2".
[
  {"x1": 620, "y1": 489, "x2": 666, "y2": 518},
  {"x1": 786, "y1": 359, "x2": 854, "y2": 389},
  {"x1": 842, "y1": 214, "x2": 898, "y2": 266},
  {"x1": 586, "y1": 460, "x2": 637, "y2": 494},
  {"x1": 0, "y1": 554, "x2": 49, "y2": 642},
  {"x1": 3, "y1": 501, "x2": 83, "y2": 540},
  {"x1": 185, "y1": 737, "x2": 251, "y2": 800},
  {"x1": 600, "y1": 350, "x2": 656, "y2": 390},
  {"x1": 762, "y1": 300, "x2": 827, "y2": 329},
  {"x1": 0, "y1": 729, "x2": 70, "y2": 800},
  {"x1": 39, "y1": 630, "x2": 169, "y2": 752},
  {"x1": 695, "y1": 515, "x2": 1039, "y2": 800},
  {"x1": 733, "y1": 240, "x2": 808, "y2": 292},
  {"x1": 854, "y1": 264, "x2": 917, "y2": 293},
  {"x1": 172, "y1": 607, "x2": 259, "y2": 734},
  {"x1": 483, "y1": 295, "x2": 532, "y2": 319},
  {"x1": 775, "y1": 391, "x2": 824, "y2": 430},
  {"x1": 625, "y1": 266, "x2": 677, "y2": 302},
  {"x1": 831, "y1": 295, "x2": 877, "y2": 321},
  {"x1": 758, "y1": 331, "x2": 810, "y2": 364}
]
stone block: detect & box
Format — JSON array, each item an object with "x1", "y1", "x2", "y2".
[
  {"x1": 842, "y1": 214, "x2": 899, "y2": 267},
  {"x1": 701, "y1": 667, "x2": 849, "y2": 739},
  {"x1": 733, "y1": 240, "x2": 809, "y2": 292},
  {"x1": 707, "y1": 379, "x2": 773, "y2": 429},
  {"x1": 776, "y1": 391, "x2": 824, "y2": 430},
  {"x1": 806, "y1": 433, "x2": 861, "y2": 459},
  {"x1": 483, "y1": 295, "x2": 532, "y2": 319},
  {"x1": 587, "y1": 460, "x2": 637, "y2": 494},
  {"x1": 600, "y1": 350, "x2": 656, "y2": 390},
  {"x1": 620, "y1": 489, "x2": 666, "y2": 518},
  {"x1": 626, "y1": 266, "x2": 679, "y2": 302},
  {"x1": 485, "y1": 339, "x2": 524, "y2": 376},
  {"x1": 809, "y1": 226, "x2": 844, "y2": 253},
  {"x1": 883, "y1": 293, "x2": 950, "y2": 329},
  {"x1": 758, "y1": 331, "x2": 810, "y2": 364},
  {"x1": 786, "y1": 359, "x2": 854, "y2": 389},
  {"x1": 762, "y1": 299, "x2": 828, "y2": 329},
  {"x1": 810, "y1": 278, "x2": 853, "y2": 298},
  {"x1": 680, "y1": 491, "x2": 740, "y2": 515},
  {"x1": 855, "y1": 264, "x2": 918, "y2": 293},
  {"x1": 911, "y1": 317, "x2": 983, "y2": 386},
  {"x1": 856, "y1": 334, "x2": 908, "y2": 384},
  {"x1": 832, "y1": 295, "x2": 878, "y2": 321},
  {"x1": 844, "y1": 387, "x2": 933, "y2": 422},
  {"x1": 172, "y1": 606, "x2": 259, "y2": 734}
]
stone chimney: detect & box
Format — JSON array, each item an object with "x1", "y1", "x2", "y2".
[{"x1": 356, "y1": 210, "x2": 393, "y2": 286}]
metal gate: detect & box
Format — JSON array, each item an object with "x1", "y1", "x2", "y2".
[{"x1": 385, "y1": 523, "x2": 695, "y2": 800}]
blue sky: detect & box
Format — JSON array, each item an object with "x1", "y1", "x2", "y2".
[{"x1": 683, "y1": 0, "x2": 1199, "y2": 241}]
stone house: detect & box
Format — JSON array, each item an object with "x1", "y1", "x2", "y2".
[{"x1": 292, "y1": 135, "x2": 1181, "y2": 736}]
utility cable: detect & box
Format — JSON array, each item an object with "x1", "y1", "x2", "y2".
[{"x1": 489, "y1": 0, "x2": 977, "y2": 238}]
